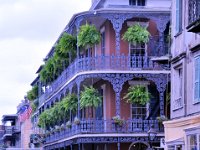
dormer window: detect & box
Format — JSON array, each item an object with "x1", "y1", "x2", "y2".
[{"x1": 129, "y1": 0, "x2": 145, "y2": 6}]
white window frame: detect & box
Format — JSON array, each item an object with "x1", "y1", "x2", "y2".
[
  {"x1": 187, "y1": 134, "x2": 200, "y2": 150},
  {"x1": 128, "y1": 81, "x2": 150, "y2": 119},
  {"x1": 194, "y1": 56, "x2": 200, "y2": 104},
  {"x1": 129, "y1": 0, "x2": 146, "y2": 6},
  {"x1": 168, "y1": 144, "x2": 183, "y2": 150},
  {"x1": 176, "y1": 0, "x2": 182, "y2": 33},
  {"x1": 173, "y1": 65, "x2": 183, "y2": 110}
]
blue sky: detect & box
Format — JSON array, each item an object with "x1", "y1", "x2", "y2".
[{"x1": 0, "y1": 0, "x2": 91, "y2": 120}]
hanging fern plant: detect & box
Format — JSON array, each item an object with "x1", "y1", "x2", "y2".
[
  {"x1": 55, "y1": 33, "x2": 77, "y2": 59},
  {"x1": 61, "y1": 93, "x2": 78, "y2": 114},
  {"x1": 78, "y1": 23, "x2": 101, "y2": 49},
  {"x1": 122, "y1": 23, "x2": 150, "y2": 45},
  {"x1": 80, "y1": 86, "x2": 102, "y2": 109},
  {"x1": 123, "y1": 85, "x2": 150, "y2": 105}
]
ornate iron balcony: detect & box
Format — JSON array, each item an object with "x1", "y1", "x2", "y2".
[
  {"x1": 39, "y1": 35, "x2": 169, "y2": 105},
  {"x1": 45, "y1": 119, "x2": 163, "y2": 144},
  {"x1": 188, "y1": 0, "x2": 200, "y2": 32},
  {"x1": 3, "y1": 126, "x2": 21, "y2": 137}
]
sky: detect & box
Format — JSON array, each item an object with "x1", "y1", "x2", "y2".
[{"x1": 0, "y1": 0, "x2": 91, "y2": 120}]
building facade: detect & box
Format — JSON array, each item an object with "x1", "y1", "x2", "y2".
[
  {"x1": 164, "y1": 0, "x2": 200, "y2": 149},
  {"x1": 31, "y1": 0, "x2": 171, "y2": 149},
  {"x1": 1, "y1": 114, "x2": 21, "y2": 149}
]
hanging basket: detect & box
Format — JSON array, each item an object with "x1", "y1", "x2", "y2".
[{"x1": 122, "y1": 23, "x2": 150, "y2": 45}]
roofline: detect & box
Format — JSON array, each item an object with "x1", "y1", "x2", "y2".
[{"x1": 64, "y1": 8, "x2": 170, "y2": 32}]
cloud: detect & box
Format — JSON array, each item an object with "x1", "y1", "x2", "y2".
[
  {"x1": 0, "y1": 0, "x2": 90, "y2": 40},
  {"x1": 0, "y1": 0, "x2": 91, "y2": 120}
]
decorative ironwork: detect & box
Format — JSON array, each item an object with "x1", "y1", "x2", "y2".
[
  {"x1": 42, "y1": 53, "x2": 169, "y2": 104},
  {"x1": 44, "y1": 135, "x2": 163, "y2": 150},
  {"x1": 189, "y1": 0, "x2": 200, "y2": 25},
  {"x1": 101, "y1": 74, "x2": 133, "y2": 116},
  {"x1": 45, "y1": 118, "x2": 164, "y2": 144}
]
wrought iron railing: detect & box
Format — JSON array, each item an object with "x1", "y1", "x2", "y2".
[
  {"x1": 43, "y1": 55, "x2": 169, "y2": 100},
  {"x1": 45, "y1": 119, "x2": 163, "y2": 143},
  {"x1": 189, "y1": 0, "x2": 200, "y2": 25},
  {"x1": 39, "y1": 35, "x2": 169, "y2": 105},
  {"x1": 3, "y1": 126, "x2": 20, "y2": 136}
]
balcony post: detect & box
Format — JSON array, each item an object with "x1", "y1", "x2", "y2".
[
  {"x1": 117, "y1": 142, "x2": 120, "y2": 150},
  {"x1": 77, "y1": 83, "x2": 81, "y2": 118},
  {"x1": 159, "y1": 92, "x2": 164, "y2": 116},
  {"x1": 159, "y1": 31, "x2": 165, "y2": 56},
  {"x1": 154, "y1": 16, "x2": 170, "y2": 56},
  {"x1": 76, "y1": 77, "x2": 84, "y2": 118},
  {"x1": 75, "y1": 17, "x2": 83, "y2": 59}
]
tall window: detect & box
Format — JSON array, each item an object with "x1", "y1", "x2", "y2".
[
  {"x1": 131, "y1": 85, "x2": 148, "y2": 119},
  {"x1": 194, "y1": 56, "x2": 200, "y2": 103},
  {"x1": 132, "y1": 103, "x2": 146, "y2": 119},
  {"x1": 101, "y1": 32, "x2": 105, "y2": 55},
  {"x1": 176, "y1": 0, "x2": 182, "y2": 33},
  {"x1": 168, "y1": 145, "x2": 183, "y2": 150},
  {"x1": 130, "y1": 43, "x2": 146, "y2": 56},
  {"x1": 173, "y1": 66, "x2": 183, "y2": 110},
  {"x1": 187, "y1": 134, "x2": 200, "y2": 150},
  {"x1": 129, "y1": 0, "x2": 145, "y2": 6}
]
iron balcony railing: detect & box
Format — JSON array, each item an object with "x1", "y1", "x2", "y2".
[
  {"x1": 189, "y1": 0, "x2": 200, "y2": 25},
  {"x1": 45, "y1": 119, "x2": 163, "y2": 144},
  {"x1": 3, "y1": 126, "x2": 20, "y2": 136},
  {"x1": 43, "y1": 55, "x2": 170, "y2": 100},
  {"x1": 39, "y1": 35, "x2": 170, "y2": 105}
]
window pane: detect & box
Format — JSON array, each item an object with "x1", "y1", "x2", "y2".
[
  {"x1": 129, "y1": 0, "x2": 136, "y2": 5},
  {"x1": 176, "y1": 145, "x2": 182, "y2": 150},
  {"x1": 168, "y1": 145, "x2": 175, "y2": 150},
  {"x1": 194, "y1": 57, "x2": 200, "y2": 101},
  {"x1": 138, "y1": 0, "x2": 145, "y2": 6},
  {"x1": 188, "y1": 135, "x2": 197, "y2": 150}
]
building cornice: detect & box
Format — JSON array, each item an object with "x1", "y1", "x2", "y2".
[
  {"x1": 171, "y1": 52, "x2": 186, "y2": 64},
  {"x1": 190, "y1": 43, "x2": 200, "y2": 53},
  {"x1": 163, "y1": 114, "x2": 200, "y2": 128}
]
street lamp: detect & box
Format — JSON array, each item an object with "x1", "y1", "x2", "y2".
[{"x1": 148, "y1": 125, "x2": 157, "y2": 150}]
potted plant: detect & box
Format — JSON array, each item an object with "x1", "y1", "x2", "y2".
[
  {"x1": 55, "y1": 125, "x2": 60, "y2": 132},
  {"x1": 55, "y1": 33, "x2": 77, "y2": 64},
  {"x1": 112, "y1": 115, "x2": 124, "y2": 126},
  {"x1": 123, "y1": 85, "x2": 150, "y2": 105},
  {"x1": 60, "y1": 123, "x2": 65, "y2": 130},
  {"x1": 122, "y1": 23, "x2": 150, "y2": 45},
  {"x1": 66, "y1": 121, "x2": 72, "y2": 128},
  {"x1": 73, "y1": 117, "x2": 80, "y2": 125},
  {"x1": 80, "y1": 86, "x2": 102, "y2": 118},
  {"x1": 78, "y1": 23, "x2": 101, "y2": 49},
  {"x1": 61, "y1": 93, "x2": 78, "y2": 119},
  {"x1": 156, "y1": 115, "x2": 168, "y2": 123},
  {"x1": 27, "y1": 85, "x2": 38, "y2": 101}
]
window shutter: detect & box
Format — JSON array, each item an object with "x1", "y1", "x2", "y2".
[
  {"x1": 194, "y1": 57, "x2": 200, "y2": 101},
  {"x1": 176, "y1": 0, "x2": 180, "y2": 32}
]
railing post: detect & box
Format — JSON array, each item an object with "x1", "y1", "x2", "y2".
[{"x1": 117, "y1": 137, "x2": 120, "y2": 150}]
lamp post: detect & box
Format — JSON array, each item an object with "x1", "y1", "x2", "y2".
[{"x1": 148, "y1": 125, "x2": 157, "y2": 150}]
